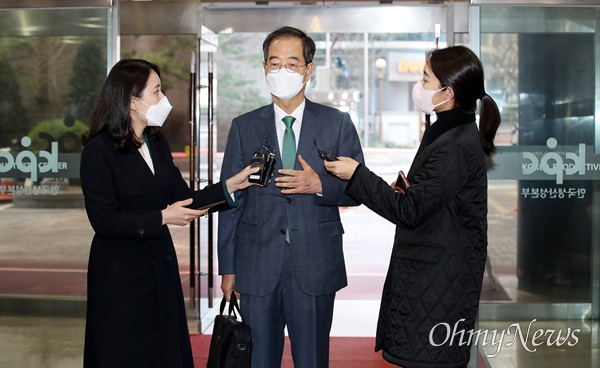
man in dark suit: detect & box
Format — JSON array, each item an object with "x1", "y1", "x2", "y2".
[{"x1": 218, "y1": 27, "x2": 364, "y2": 368}]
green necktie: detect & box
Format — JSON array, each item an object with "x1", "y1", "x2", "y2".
[
  {"x1": 282, "y1": 116, "x2": 297, "y2": 170},
  {"x1": 281, "y1": 115, "x2": 296, "y2": 243}
]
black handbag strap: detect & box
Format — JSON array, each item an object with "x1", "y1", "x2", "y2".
[
  {"x1": 219, "y1": 295, "x2": 228, "y2": 316},
  {"x1": 219, "y1": 292, "x2": 241, "y2": 320}
]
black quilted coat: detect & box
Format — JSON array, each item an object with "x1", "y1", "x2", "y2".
[{"x1": 346, "y1": 109, "x2": 488, "y2": 368}]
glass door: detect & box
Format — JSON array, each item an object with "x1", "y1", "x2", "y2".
[
  {"x1": 0, "y1": 5, "x2": 110, "y2": 314},
  {"x1": 470, "y1": 4, "x2": 599, "y2": 367},
  {"x1": 471, "y1": 3, "x2": 599, "y2": 318},
  {"x1": 194, "y1": 26, "x2": 221, "y2": 333},
  {"x1": 197, "y1": 2, "x2": 470, "y2": 335}
]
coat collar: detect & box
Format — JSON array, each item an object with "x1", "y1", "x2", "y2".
[
  {"x1": 297, "y1": 100, "x2": 322, "y2": 166},
  {"x1": 256, "y1": 99, "x2": 323, "y2": 170},
  {"x1": 408, "y1": 108, "x2": 476, "y2": 179},
  {"x1": 419, "y1": 108, "x2": 475, "y2": 151},
  {"x1": 102, "y1": 131, "x2": 167, "y2": 208}
]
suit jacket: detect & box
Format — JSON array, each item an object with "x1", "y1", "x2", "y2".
[
  {"x1": 345, "y1": 109, "x2": 488, "y2": 368},
  {"x1": 218, "y1": 99, "x2": 364, "y2": 296},
  {"x1": 80, "y1": 131, "x2": 228, "y2": 368}
]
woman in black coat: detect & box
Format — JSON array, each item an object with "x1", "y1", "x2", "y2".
[
  {"x1": 80, "y1": 59, "x2": 257, "y2": 368},
  {"x1": 325, "y1": 46, "x2": 501, "y2": 368}
]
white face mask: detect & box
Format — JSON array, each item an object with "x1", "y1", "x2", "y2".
[
  {"x1": 135, "y1": 96, "x2": 173, "y2": 127},
  {"x1": 266, "y1": 69, "x2": 307, "y2": 100},
  {"x1": 412, "y1": 81, "x2": 450, "y2": 114}
]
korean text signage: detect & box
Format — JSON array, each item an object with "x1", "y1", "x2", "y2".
[
  {"x1": 489, "y1": 137, "x2": 599, "y2": 200},
  {"x1": 0, "y1": 136, "x2": 81, "y2": 181}
]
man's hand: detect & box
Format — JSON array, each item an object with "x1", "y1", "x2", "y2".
[
  {"x1": 221, "y1": 274, "x2": 239, "y2": 302},
  {"x1": 275, "y1": 155, "x2": 322, "y2": 195}
]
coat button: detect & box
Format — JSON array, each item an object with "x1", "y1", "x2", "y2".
[
  {"x1": 280, "y1": 229, "x2": 286, "y2": 234},
  {"x1": 138, "y1": 228, "x2": 145, "y2": 236},
  {"x1": 166, "y1": 255, "x2": 173, "y2": 262},
  {"x1": 285, "y1": 197, "x2": 291, "y2": 203}
]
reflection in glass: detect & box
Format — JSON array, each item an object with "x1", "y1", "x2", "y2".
[
  {"x1": 480, "y1": 7, "x2": 597, "y2": 304},
  {"x1": 0, "y1": 9, "x2": 109, "y2": 304}
]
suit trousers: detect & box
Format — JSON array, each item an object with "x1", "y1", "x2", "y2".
[{"x1": 239, "y1": 242, "x2": 336, "y2": 368}]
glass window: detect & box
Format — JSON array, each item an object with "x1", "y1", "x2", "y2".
[
  {"x1": 0, "y1": 8, "x2": 109, "y2": 301},
  {"x1": 479, "y1": 6, "x2": 598, "y2": 305},
  {"x1": 215, "y1": 32, "x2": 443, "y2": 151},
  {"x1": 213, "y1": 31, "x2": 460, "y2": 303}
]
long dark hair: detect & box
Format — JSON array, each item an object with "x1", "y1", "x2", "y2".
[
  {"x1": 428, "y1": 46, "x2": 501, "y2": 156},
  {"x1": 81, "y1": 59, "x2": 162, "y2": 150},
  {"x1": 263, "y1": 26, "x2": 316, "y2": 64}
]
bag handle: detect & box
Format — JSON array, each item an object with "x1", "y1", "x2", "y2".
[
  {"x1": 219, "y1": 294, "x2": 228, "y2": 316},
  {"x1": 228, "y1": 292, "x2": 242, "y2": 319},
  {"x1": 219, "y1": 291, "x2": 241, "y2": 320}
]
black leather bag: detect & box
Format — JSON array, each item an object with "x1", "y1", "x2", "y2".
[{"x1": 206, "y1": 292, "x2": 252, "y2": 368}]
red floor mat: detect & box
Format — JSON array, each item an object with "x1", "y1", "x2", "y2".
[{"x1": 191, "y1": 334, "x2": 488, "y2": 367}]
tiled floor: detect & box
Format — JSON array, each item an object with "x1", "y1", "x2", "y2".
[
  {"x1": 0, "y1": 315, "x2": 85, "y2": 368},
  {"x1": 0, "y1": 305, "x2": 597, "y2": 368},
  {"x1": 478, "y1": 320, "x2": 599, "y2": 368}
]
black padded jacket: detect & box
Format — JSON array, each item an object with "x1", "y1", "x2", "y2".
[{"x1": 346, "y1": 108, "x2": 488, "y2": 368}]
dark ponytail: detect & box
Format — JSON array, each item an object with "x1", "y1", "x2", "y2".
[
  {"x1": 479, "y1": 94, "x2": 501, "y2": 156},
  {"x1": 428, "y1": 45, "x2": 501, "y2": 156}
]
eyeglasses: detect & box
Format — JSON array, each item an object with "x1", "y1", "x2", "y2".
[{"x1": 265, "y1": 61, "x2": 307, "y2": 74}]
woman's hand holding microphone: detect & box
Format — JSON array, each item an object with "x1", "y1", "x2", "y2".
[{"x1": 324, "y1": 156, "x2": 360, "y2": 180}]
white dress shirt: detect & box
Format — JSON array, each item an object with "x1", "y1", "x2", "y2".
[{"x1": 139, "y1": 141, "x2": 155, "y2": 174}]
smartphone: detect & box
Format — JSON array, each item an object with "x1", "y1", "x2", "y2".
[
  {"x1": 394, "y1": 170, "x2": 410, "y2": 192},
  {"x1": 198, "y1": 200, "x2": 226, "y2": 211}
]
